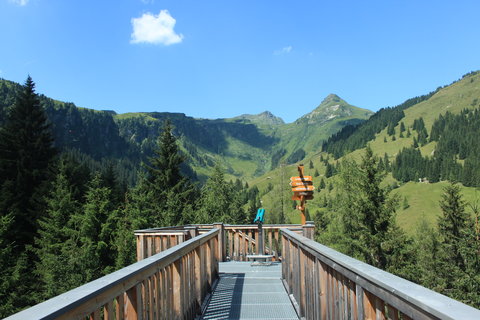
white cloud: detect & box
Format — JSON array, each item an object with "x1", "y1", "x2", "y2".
[
  {"x1": 9, "y1": 0, "x2": 29, "y2": 6},
  {"x1": 130, "y1": 10, "x2": 183, "y2": 45},
  {"x1": 274, "y1": 46, "x2": 292, "y2": 55}
]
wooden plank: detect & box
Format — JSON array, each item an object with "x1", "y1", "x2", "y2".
[
  {"x1": 386, "y1": 304, "x2": 399, "y2": 320},
  {"x1": 155, "y1": 236, "x2": 161, "y2": 255},
  {"x1": 125, "y1": 285, "x2": 139, "y2": 320},
  {"x1": 364, "y1": 290, "x2": 376, "y2": 320},
  {"x1": 149, "y1": 276, "x2": 154, "y2": 320},
  {"x1": 172, "y1": 260, "x2": 182, "y2": 319},
  {"x1": 375, "y1": 297, "x2": 386, "y2": 320},
  {"x1": 116, "y1": 294, "x2": 125, "y2": 320},
  {"x1": 228, "y1": 230, "x2": 233, "y2": 259},
  {"x1": 147, "y1": 236, "x2": 152, "y2": 258},
  {"x1": 319, "y1": 260, "x2": 327, "y2": 320},
  {"x1": 290, "y1": 176, "x2": 313, "y2": 181},
  {"x1": 290, "y1": 180, "x2": 314, "y2": 186},
  {"x1": 136, "y1": 235, "x2": 144, "y2": 261},
  {"x1": 104, "y1": 300, "x2": 114, "y2": 320},
  {"x1": 234, "y1": 231, "x2": 239, "y2": 261}
]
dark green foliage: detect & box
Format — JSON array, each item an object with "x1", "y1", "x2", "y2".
[
  {"x1": 286, "y1": 148, "x2": 306, "y2": 164},
  {"x1": 270, "y1": 148, "x2": 286, "y2": 170},
  {"x1": 392, "y1": 147, "x2": 426, "y2": 182},
  {"x1": 35, "y1": 162, "x2": 83, "y2": 299},
  {"x1": 417, "y1": 184, "x2": 480, "y2": 307},
  {"x1": 325, "y1": 162, "x2": 335, "y2": 178},
  {"x1": 144, "y1": 120, "x2": 197, "y2": 227},
  {"x1": 392, "y1": 109, "x2": 480, "y2": 186},
  {"x1": 387, "y1": 122, "x2": 396, "y2": 136},
  {"x1": 319, "y1": 147, "x2": 412, "y2": 273},
  {"x1": 196, "y1": 164, "x2": 245, "y2": 224},
  {"x1": 314, "y1": 168, "x2": 319, "y2": 177},
  {"x1": 321, "y1": 90, "x2": 440, "y2": 158},
  {"x1": 319, "y1": 178, "x2": 326, "y2": 190},
  {"x1": 0, "y1": 76, "x2": 56, "y2": 248},
  {"x1": 309, "y1": 160, "x2": 314, "y2": 169},
  {"x1": 0, "y1": 77, "x2": 56, "y2": 315}
]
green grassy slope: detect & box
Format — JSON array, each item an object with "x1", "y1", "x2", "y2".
[{"x1": 248, "y1": 72, "x2": 480, "y2": 231}]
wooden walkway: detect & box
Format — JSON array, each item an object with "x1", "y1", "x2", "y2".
[{"x1": 201, "y1": 262, "x2": 299, "y2": 320}]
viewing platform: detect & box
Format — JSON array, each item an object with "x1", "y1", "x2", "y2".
[
  {"x1": 202, "y1": 262, "x2": 298, "y2": 320},
  {"x1": 6, "y1": 223, "x2": 480, "y2": 320}
]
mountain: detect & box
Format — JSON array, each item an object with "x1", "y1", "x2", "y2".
[
  {"x1": 249, "y1": 70, "x2": 480, "y2": 234},
  {"x1": 0, "y1": 78, "x2": 370, "y2": 183},
  {"x1": 296, "y1": 94, "x2": 372, "y2": 125},
  {"x1": 231, "y1": 111, "x2": 285, "y2": 126},
  {"x1": 268, "y1": 94, "x2": 373, "y2": 168}
]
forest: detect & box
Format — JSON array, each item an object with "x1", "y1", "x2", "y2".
[
  {"x1": 1, "y1": 76, "x2": 479, "y2": 317},
  {"x1": 0, "y1": 77, "x2": 263, "y2": 317}
]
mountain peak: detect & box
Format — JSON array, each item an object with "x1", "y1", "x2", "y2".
[
  {"x1": 233, "y1": 111, "x2": 285, "y2": 125},
  {"x1": 295, "y1": 94, "x2": 373, "y2": 124}
]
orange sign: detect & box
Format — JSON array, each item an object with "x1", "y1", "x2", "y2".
[
  {"x1": 290, "y1": 176, "x2": 313, "y2": 182},
  {"x1": 292, "y1": 193, "x2": 314, "y2": 201},
  {"x1": 292, "y1": 185, "x2": 315, "y2": 192},
  {"x1": 289, "y1": 180, "x2": 313, "y2": 187}
]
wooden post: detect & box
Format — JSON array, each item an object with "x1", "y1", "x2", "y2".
[
  {"x1": 297, "y1": 165, "x2": 307, "y2": 225},
  {"x1": 213, "y1": 223, "x2": 225, "y2": 262},
  {"x1": 302, "y1": 221, "x2": 315, "y2": 239}
]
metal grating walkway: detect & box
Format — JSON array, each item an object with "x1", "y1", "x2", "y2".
[{"x1": 201, "y1": 262, "x2": 299, "y2": 320}]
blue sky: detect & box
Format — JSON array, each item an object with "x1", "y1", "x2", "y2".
[{"x1": 1, "y1": 0, "x2": 479, "y2": 123}]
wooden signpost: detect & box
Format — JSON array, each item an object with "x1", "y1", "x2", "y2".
[{"x1": 290, "y1": 165, "x2": 314, "y2": 224}]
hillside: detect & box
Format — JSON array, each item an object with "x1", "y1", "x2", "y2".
[
  {"x1": 0, "y1": 78, "x2": 370, "y2": 184},
  {"x1": 250, "y1": 71, "x2": 480, "y2": 232}
]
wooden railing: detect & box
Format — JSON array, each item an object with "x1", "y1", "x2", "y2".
[
  {"x1": 136, "y1": 223, "x2": 315, "y2": 262},
  {"x1": 281, "y1": 228, "x2": 480, "y2": 320},
  {"x1": 7, "y1": 228, "x2": 219, "y2": 320}
]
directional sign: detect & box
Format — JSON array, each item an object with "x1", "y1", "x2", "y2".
[
  {"x1": 289, "y1": 180, "x2": 313, "y2": 187},
  {"x1": 292, "y1": 193, "x2": 314, "y2": 201},
  {"x1": 294, "y1": 191, "x2": 314, "y2": 196},
  {"x1": 290, "y1": 176, "x2": 313, "y2": 182},
  {"x1": 292, "y1": 185, "x2": 315, "y2": 192}
]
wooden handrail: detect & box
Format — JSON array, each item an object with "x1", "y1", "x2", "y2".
[
  {"x1": 6, "y1": 229, "x2": 220, "y2": 320},
  {"x1": 134, "y1": 223, "x2": 315, "y2": 262},
  {"x1": 281, "y1": 228, "x2": 480, "y2": 320}
]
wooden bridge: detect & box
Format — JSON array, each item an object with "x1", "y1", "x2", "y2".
[{"x1": 7, "y1": 223, "x2": 480, "y2": 320}]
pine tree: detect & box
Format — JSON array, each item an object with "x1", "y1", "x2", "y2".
[
  {"x1": 76, "y1": 174, "x2": 117, "y2": 281},
  {"x1": 436, "y1": 184, "x2": 480, "y2": 306},
  {"x1": 329, "y1": 146, "x2": 407, "y2": 270},
  {"x1": 196, "y1": 164, "x2": 245, "y2": 224},
  {"x1": 143, "y1": 120, "x2": 196, "y2": 226},
  {"x1": 0, "y1": 76, "x2": 56, "y2": 315},
  {"x1": 319, "y1": 178, "x2": 326, "y2": 190},
  {"x1": 35, "y1": 162, "x2": 82, "y2": 299},
  {"x1": 0, "y1": 76, "x2": 56, "y2": 249}
]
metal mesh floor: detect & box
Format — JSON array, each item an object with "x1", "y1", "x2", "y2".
[{"x1": 201, "y1": 262, "x2": 299, "y2": 320}]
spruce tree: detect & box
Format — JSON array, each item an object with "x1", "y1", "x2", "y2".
[
  {"x1": 436, "y1": 184, "x2": 480, "y2": 306},
  {"x1": 196, "y1": 164, "x2": 245, "y2": 224},
  {"x1": 0, "y1": 76, "x2": 55, "y2": 315},
  {"x1": 328, "y1": 146, "x2": 408, "y2": 270},
  {"x1": 35, "y1": 162, "x2": 82, "y2": 299},
  {"x1": 144, "y1": 120, "x2": 196, "y2": 226},
  {"x1": 0, "y1": 76, "x2": 56, "y2": 249},
  {"x1": 77, "y1": 174, "x2": 117, "y2": 280}
]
